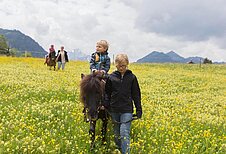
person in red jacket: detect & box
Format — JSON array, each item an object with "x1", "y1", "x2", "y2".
[{"x1": 44, "y1": 44, "x2": 56, "y2": 70}]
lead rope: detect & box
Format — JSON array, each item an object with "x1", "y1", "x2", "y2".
[{"x1": 104, "y1": 108, "x2": 138, "y2": 124}]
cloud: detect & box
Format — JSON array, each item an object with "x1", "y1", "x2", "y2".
[
  {"x1": 136, "y1": 0, "x2": 226, "y2": 41},
  {"x1": 0, "y1": 0, "x2": 226, "y2": 62},
  {"x1": 121, "y1": 0, "x2": 142, "y2": 9}
]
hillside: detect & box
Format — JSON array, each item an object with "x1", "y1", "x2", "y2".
[
  {"x1": 137, "y1": 51, "x2": 205, "y2": 63},
  {"x1": 166, "y1": 51, "x2": 186, "y2": 62},
  {"x1": 0, "y1": 28, "x2": 46, "y2": 57},
  {"x1": 137, "y1": 51, "x2": 175, "y2": 63}
]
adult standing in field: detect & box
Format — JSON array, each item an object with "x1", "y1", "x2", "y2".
[
  {"x1": 56, "y1": 46, "x2": 69, "y2": 70},
  {"x1": 104, "y1": 54, "x2": 142, "y2": 154}
]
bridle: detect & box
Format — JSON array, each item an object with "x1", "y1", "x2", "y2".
[{"x1": 83, "y1": 102, "x2": 103, "y2": 123}]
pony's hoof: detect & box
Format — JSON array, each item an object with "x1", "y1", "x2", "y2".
[{"x1": 90, "y1": 143, "x2": 95, "y2": 151}]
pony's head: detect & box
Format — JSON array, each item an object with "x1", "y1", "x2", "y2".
[{"x1": 80, "y1": 72, "x2": 105, "y2": 120}]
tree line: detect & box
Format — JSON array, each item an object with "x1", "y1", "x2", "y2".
[{"x1": 0, "y1": 34, "x2": 34, "y2": 57}]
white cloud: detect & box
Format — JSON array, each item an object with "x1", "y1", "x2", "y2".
[
  {"x1": 0, "y1": 0, "x2": 226, "y2": 62},
  {"x1": 136, "y1": 0, "x2": 226, "y2": 41}
]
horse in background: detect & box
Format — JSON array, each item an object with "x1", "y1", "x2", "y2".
[
  {"x1": 44, "y1": 53, "x2": 56, "y2": 70},
  {"x1": 80, "y1": 71, "x2": 108, "y2": 149}
]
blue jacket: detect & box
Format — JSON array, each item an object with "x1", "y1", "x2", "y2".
[{"x1": 90, "y1": 52, "x2": 110, "y2": 73}]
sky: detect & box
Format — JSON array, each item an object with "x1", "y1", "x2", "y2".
[{"x1": 0, "y1": 0, "x2": 226, "y2": 62}]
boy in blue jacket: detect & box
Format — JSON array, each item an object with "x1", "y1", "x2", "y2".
[{"x1": 90, "y1": 40, "x2": 110, "y2": 74}]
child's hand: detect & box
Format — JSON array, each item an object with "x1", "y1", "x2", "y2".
[
  {"x1": 92, "y1": 69, "x2": 97, "y2": 73},
  {"x1": 136, "y1": 110, "x2": 142, "y2": 119},
  {"x1": 100, "y1": 106, "x2": 105, "y2": 110},
  {"x1": 100, "y1": 70, "x2": 106, "y2": 74}
]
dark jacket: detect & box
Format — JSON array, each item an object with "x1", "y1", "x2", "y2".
[
  {"x1": 49, "y1": 51, "x2": 56, "y2": 60},
  {"x1": 104, "y1": 70, "x2": 142, "y2": 113},
  {"x1": 90, "y1": 52, "x2": 110, "y2": 73},
  {"x1": 56, "y1": 50, "x2": 69, "y2": 62}
]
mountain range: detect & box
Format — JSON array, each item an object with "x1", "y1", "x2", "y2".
[
  {"x1": 136, "y1": 51, "x2": 206, "y2": 63},
  {"x1": 1, "y1": 28, "x2": 224, "y2": 63},
  {"x1": 67, "y1": 49, "x2": 90, "y2": 61},
  {"x1": 0, "y1": 28, "x2": 46, "y2": 57},
  {"x1": 0, "y1": 28, "x2": 89, "y2": 60}
]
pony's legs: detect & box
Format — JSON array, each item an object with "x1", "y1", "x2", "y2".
[
  {"x1": 101, "y1": 119, "x2": 108, "y2": 144},
  {"x1": 89, "y1": 120, "x2": 96, "y2": 150},
  {"x1": 83, "y1": 107, "x2": 89, "y2": 122}
]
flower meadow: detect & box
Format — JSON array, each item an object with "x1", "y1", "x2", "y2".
[{"x1": 0, "y1": 57, "x2": 225, "y2": 154}]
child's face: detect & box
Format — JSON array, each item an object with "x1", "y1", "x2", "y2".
[
  {"x1": 116, "y1": 61, "x2": 128, "y2": 75},
  {"x1": 96, "y1": 44, "x2": 106, "y2": 53}
]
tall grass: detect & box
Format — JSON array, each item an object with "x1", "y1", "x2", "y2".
[{"x1": 0, "y1": 57, "x2": 225, "y2": 153}]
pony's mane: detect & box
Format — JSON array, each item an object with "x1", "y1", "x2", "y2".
[{"x1": 80, "y1": 72, "x2": 104, "y2": 104}]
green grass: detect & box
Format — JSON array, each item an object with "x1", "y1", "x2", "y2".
[{"x1": 0, "y1": 57, "x2": 225, "y2": 153}]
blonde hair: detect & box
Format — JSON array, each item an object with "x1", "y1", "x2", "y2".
[
  {"x1": 96, "y1": 40, "x2": 109, "y2": 51},
  {"x1": 115, "y1": 54, "x2": 129, "y2": 65}
]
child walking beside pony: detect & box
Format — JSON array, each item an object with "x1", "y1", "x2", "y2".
[{"x1": 104, "y1": 54, "x2": 142, "y2": 154}]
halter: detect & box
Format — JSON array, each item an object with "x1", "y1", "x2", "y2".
[{"x1": 83, "y1": 102, "x2": 103, "y2": 123}]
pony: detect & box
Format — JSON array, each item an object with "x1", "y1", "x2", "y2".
[
  {"x1": 44, "y1": 54, "x2": 56, "y2": 70},
  {"x1": 80, "y1": 71, "x2": 108, "y2": 149}
]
